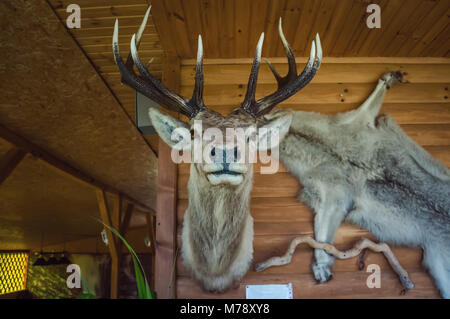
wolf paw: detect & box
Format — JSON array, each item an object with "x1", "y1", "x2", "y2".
[
  {"x1": 312, "y1": 262, "x2": 333, "y2": 283},
  {"x1": 381, "y1": 71, "x2": 403, "y2": 89}
]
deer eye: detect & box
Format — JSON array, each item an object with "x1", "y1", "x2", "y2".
[{"x1": 211, "y1": 147, "x2": 216, "y2": 157}]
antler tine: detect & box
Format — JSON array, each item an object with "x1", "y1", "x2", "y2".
[
  {"x1": 250, "y1": 20, "x2": 322, "y2": 117},
  {"x1": 113, "y1": 6, "x2": 205, "y2": 118},
  {"x1": 241, "y1": 32, "x2": 265, "y2": 117},
  {"x1": 265, "y1": 18, "x2": 298, "y2": 90},
  {"x1": 191, "y1": 35, "x2": 205, "y2": 110}
]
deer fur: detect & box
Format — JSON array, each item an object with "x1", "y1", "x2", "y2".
[{"x1": 262, "y1": 72, "x2": 450, "y2": 298}]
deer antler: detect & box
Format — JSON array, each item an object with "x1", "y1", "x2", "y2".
[
  {"x1": 112, "y1": 6, "x2": 206, "y2": 119},
  {"x1": 242, "y1": 18, "x2": 322, "y2": 118}
]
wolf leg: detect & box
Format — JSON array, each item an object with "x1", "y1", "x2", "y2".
[
  {"x1": 423, "y1": 244, "x2": 450, "y2": 299},
  {"x1": 339, "y1": 71, "x2": 403, "y2": 127},
  {"x1": 311, "y1": 193, "x2": 350, "y2": 283}
]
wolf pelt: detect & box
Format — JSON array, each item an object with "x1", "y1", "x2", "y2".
[{"x1": 267, "y1": 72, "x2": 450, "y2": 298}]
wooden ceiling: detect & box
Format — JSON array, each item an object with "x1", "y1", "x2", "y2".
[
  {"x1": 0, "y1": 137, "x2": 102, "y2": 250},
  {"x1": 48, "y1": 0, "x2": 162, "y2": 151},
  {"x1": 0, "y1": 1, "x2": 156, "y2": 249},
  {"x1": 151, "y1": 0, "x2": 450, "y2": 58}
]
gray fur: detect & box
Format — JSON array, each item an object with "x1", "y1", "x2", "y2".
[{"x1": 269, "y1": 72, "x2": 450, "y2": 298}]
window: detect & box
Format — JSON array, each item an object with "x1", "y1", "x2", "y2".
[{"x1": 0, "y1": 252, "x2": 29, "y2": 295}]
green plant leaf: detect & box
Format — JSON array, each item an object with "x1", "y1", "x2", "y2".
[{"x1": 97, "y1": 219, "x2": 154, "y2": 299}]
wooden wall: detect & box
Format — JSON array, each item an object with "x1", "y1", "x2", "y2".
[{"x1": 175, "y1": 57, "x2": 449, "y2": 298}]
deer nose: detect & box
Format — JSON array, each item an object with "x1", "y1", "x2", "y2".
[{"x1": 210, "y1": 146, "x2": 240, "y2": 164}]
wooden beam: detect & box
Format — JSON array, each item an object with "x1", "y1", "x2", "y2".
[
  {"x1": 146, "y1": 213, "x2": 156, "y2": 292},
  {"x1": 111, "y1": 194, "x2": 122, "y2": 297},
  {"x1": 181, "y1": 57, "x2": 450, "y2": 65},
  {"x1": 0, "y1": 124, "x2": 154, "y2": 214},
  {"x1": 96, "y1": 189, "x2": 119, "y2": 299},
  {"x1": 0, "y1": 146, "x2": 26, "y2": 185},
  {"x1": 145, "y1": 214, "x2": 156, "y2": 255},
  {"x1": 120, "y1": 203, "x2": 134, "y2": 239},
  {"x1": 155, "y1": 55, "x2": 180, "y2": 299}
]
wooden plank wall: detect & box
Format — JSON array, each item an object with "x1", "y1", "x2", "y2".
[{"x1": 175, "y1": 57, "x2": 449, "y2": 298}]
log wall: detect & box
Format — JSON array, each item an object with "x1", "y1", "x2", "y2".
[{"x1": 175, "y1": 57, "x2": 449, "y2": 298}]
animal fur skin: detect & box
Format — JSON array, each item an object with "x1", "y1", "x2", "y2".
[
  {"x1": 149, "y1": 107, "x2": 291, "y2": 292},
  {"x1": 264, "y1": 72, "x2": 450, "y2": 298}
]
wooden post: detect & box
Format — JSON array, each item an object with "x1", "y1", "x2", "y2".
[
  {"x1": 154, "y1": 55, "x2": 180, "y2": 299},
  {"x1": 111, "y1": 194, "x2": 122, "y2": 297},
  {"x1": 146, "y1": 213, "x2": 156, "y2": 292},
  {"x1": 120, "y1": 203, "x2": 134, "y2": 239},
  {"x1": 96, "y1": 189, "x2": 119, "y2": 299},
  {"x1": 0, "y1": 146, "x2": 26, "y2": 185}
]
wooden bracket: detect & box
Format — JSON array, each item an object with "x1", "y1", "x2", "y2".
[
  {"x1": 0, "y1": 146, "x2": 26, "y2": 185},
  {"x1": 96, "y1": 189, "x2": 119, "y2": 299}
]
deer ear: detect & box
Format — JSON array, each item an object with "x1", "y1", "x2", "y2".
[
  {"x1": 257, "y1": 114, "x2": 292, "y2": 150},
  {"x1": 148, "y1": 108, "x2": 191, "y2": 150}
]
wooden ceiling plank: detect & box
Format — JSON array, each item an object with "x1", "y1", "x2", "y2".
[
  {"x1": 307, "y1": 0, "x2": 338, "y2": 54},
  {"x1": 357, "y1": 0, "x2": 403, "y2": 56},
  {"x1": 151, "y1": 0, "x2": 182, "y2": 57},
  {"x1": 248, "y1": 0, "x2": 270, "y2": 58},
  {"x1": 343, "y1": 0, "x2": 383, "y2": 56},
  {"x1": 264, "y1": 0, "x2": 285, "y2": 57},
  {"x1": 420, "y1": 23, "x2": 450, "y2": 57},
  {"x1": 298, "y1": 0, "x2": 323, "y2": 56},
  {"x1": 55, "y1": 4, "x2": 150, "y2": 19},
  {"x1": 92, "y1": 56, "x2": 162, "y2": 67},
  {"x1": 397, "y1": 0, "x2": 450, "y2": 56},
  {"x1": 317, "y1": 0, "x2": 353, "y2": 57},
  {"x1": 290, "y1": 0, "x2": 315, "y2": 56},
  {"x1": 276, "y1": 0, "x2": 304, "y2": 57},
  {"x1": 384, "y1": 0, "x2": 438, "y2": 57},
  {"x1": 0, "y1": 146, "x2": 27, "y2": 186},
  {"x1": 71, "y1": 25, "x2": 157, "y2": 38},
  {"x1": 409, "y1": 7, "x2": 450, "y2": 57},
  {"x1": 234, "y1": 0, "x2": 251, "y2": 58},
  {"x1": 200, "y1": 0, "x2": 220, "y2": 58},
  {"x1": 182, "y1": 0, "x2": 206, "y2": 56},
  {"x1": 373, "y1": 0, "x2": 424, "y2": 56},
  {"x1": 331, "y1": 0, "x2": 367, "y2": 56},
  {"x1": 76, "y1": 33, "x2": 159, "y2": 46},
  {"x1": 217, "y1": 0, "x2": 235, "y2": 58},
  {"x1": 77, "y1": 16, "x2": 157, "y2": 29},
  {"x1": 48, "y1": 0, "x2": 150, "y2": 9},
  {"x1": 346, "y1": 0, "x2": 387, "y2": 56},
  {"x1": 166, "y1": 0, "x2": 194, "y2": 57}
]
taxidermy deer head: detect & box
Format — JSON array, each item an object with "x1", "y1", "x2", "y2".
[{"x1": 112, "y1": 7, "x2": 322, "y2": 292}]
